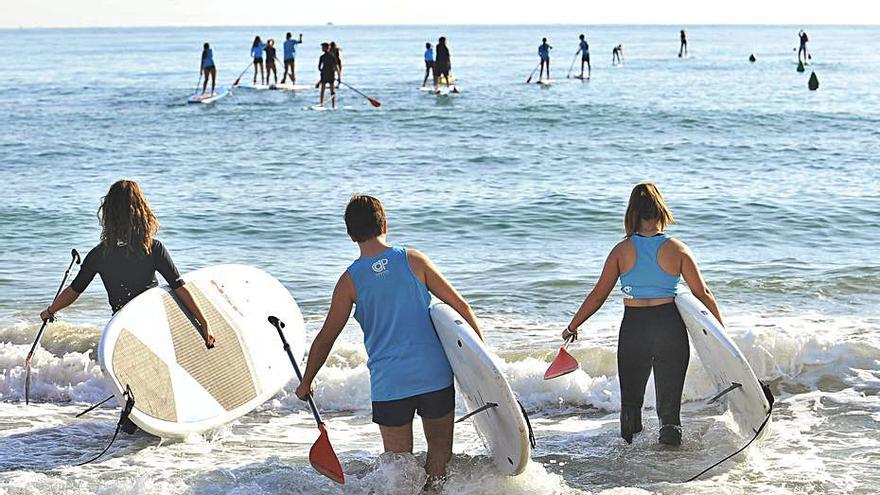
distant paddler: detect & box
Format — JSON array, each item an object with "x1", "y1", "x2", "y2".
[
  {"x1": 433, "y1": 36, "x2": 454, "y2": 91},
  {"x1": 678, "y1": 29, "x2": 688, "y2": 58},
  {"x1": 798, "y1": 30, "x2": 811, "y2": 64},
  {"x1": 265, "y1": 39, "x2": 279, "y2": 86},
  {"x1": 281, "y1": 32, "x2": 303, "y2": 84},
  {"x1": 316, "y1": 42, "x2": 338, "y2": 109},
  {"x1": 422, "y1": 42, "x2": 435, "y2": 88},
  {"x1": 251, "y1": 35, "x2": 267, "y2": 85},
  {"x1": 578, "y1": 34, "x2": 591, "y2": 79},
  {"x1": 199, "y1": 42, "x2": 217, "y2": 95},
  {"x1": 612, "y1": 44, "x2": 624, "y2": 65},
  {"x1": 538, "y1": 37, "x2": 552, "y2": 81},
  {"x1": 330, "y1": 41, "x2": 342, "y2": 87}
]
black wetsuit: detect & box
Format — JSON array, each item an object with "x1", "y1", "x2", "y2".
[
  {"x1": 265, "y1": 46, "x2": 277, "y2": 67},
  {"x1": 435, "y1": 44, "x2": 451, "y2": 78},
  {"x1": 70, "y1": 239, "x2": 184, "y2": 314},
  {"x1": 319, "y1": 53, "x2": 337, "y2": 84}
]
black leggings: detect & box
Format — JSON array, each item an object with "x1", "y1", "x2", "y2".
[{"x1": 618, "y1": 303, "x2": 689, "y2": 427}]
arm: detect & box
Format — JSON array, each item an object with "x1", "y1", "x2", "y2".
[
  {"x1": 408, "y1": 249, "x2": 482, "y2": 340},
  {"x1": 153, "y1": 240, "x2": 214, "y2": 346},
  {"x1": 295, "y1": 272, "x2": 355, "y2": 399},
  {"x1": 174, "y1": 285, "x2": 214, "y2": 346},
  {"x1": 677, "y1": 240, "x2": 724, "y2": 326},
  {"x1": 40, "y1": 250, "x2": 96, "y2": 321},
  {"x1": 564, "y1": 243, "x2": 623, "y2": 340},
  {"x1": 40, "y1": 286, "x2": 81, "y2": 321}
]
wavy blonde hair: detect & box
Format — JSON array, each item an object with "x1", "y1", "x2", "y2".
[
  {"x1": 624, "y1": 183, "x2": 675, "y2": 237},
  {"x1": 98, "y1": 180, "x2": 159, "y2": 255}
]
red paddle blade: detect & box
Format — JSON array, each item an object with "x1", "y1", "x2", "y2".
[
  {"x1": 368, "y1": 98, "x2": 381, "y2": 108},
  {"x1": 310, "y1": 423, "x2": 344, "y2": 484},
  {"x1": 544, "y1": 346, "x2": 579, "y2": 380}
]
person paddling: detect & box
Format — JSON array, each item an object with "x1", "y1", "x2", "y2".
[
  {"x1": 538, "y1": 37, "x2": 552, "y2": 81},
  {"x1": 251, "y1": 36, "x2": 266, "y2": 85},
  {"x1": 294, "y1": 195, "x2": 482, "y2": 490},
  {"x1": 422, "y1": 42, "x2": 435, "y2": 87},
  {"x1": 265, "y1": 39, "x2": 279, "y2": 86},
  {"x1": 798, "y1": 30, "x2": 810, "y2": 63},
  {"x1": 612, "y1": 44, "x2": 624, "y2": 65},
  {"x1": 281, "y1": 32, "x2": 303, "y2": 84},
  {"x1": 317, "y1": 42, "x2": 338, "y2": 108},
  {"x1": 200, "y1": 42, "x2": 217, "y2": 95},
  {"x1": 38, "y1": 180, "x2": 215, "y2": 348},
  {"x1": 578, "y1": 34, "x2": 591, "y2": 79},
  {"x1": 434, "y1": 36, "x2": 452, "y2": 90},
  {"x1": 329, "y1": 41, "x2": 342, "y2": 87},
  {"x1": 678, "y1": 29, "x2": 688, "y2": 58},
  {"x1": 562, "y1": 183, "x2": 723, "y2": 447}
]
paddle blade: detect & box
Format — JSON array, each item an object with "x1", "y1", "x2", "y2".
[
  {"x1": 310, "y1": 423, "x2": 344, "y2": 485},
  {"x1": 544, "y1": 346, "x2": 579, "y2": 380},
  {"x1": 368, "y1": 97, "x2": 381, "y2": 108}
]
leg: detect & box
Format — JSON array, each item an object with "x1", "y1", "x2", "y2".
[
  {"x1": 330, "y1": 86, "x2": 336, "y2": 108},
  {"x1": 580, "y1": 58, "x2": 584, "y2": 77},
  {"x1": 422, "y1": 413, "x2": 454, "y2": 482},
  {"x1": 253, "y1": 62, "x2": 257, "y2": 83},
  {"x1": 320, "y1": 82, "x2": 325, "y2": 106},
  {"x1": 587, "y1": 57, "x2": 591, "y2": 78},
  {"x1": 651, "y1": 306, "x2": 689, "y2": 445},
  {"x1": 292, "y1": 60, "x2": 297, "y2": 82},
  {"x1": 617, "y1": 309, "x2": 653, "y2": 443},
  {"x1": 379, "y1": 423, "x2": 414, "y2": 453},
  {"x1": 210, "y1": 68, "x2": 216, "y2": 93},
  {"x1": 202, "y1": 69, "x2": 208, "y2": 93},
  {"x1": 547, "y1": 59, "x2": 551, "y2": 79}
]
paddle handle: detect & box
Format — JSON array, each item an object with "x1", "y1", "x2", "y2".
[
  {"x1": 26, "y1": 249, "x2": 80, "y2": 360},
  {"x1": 269, "y1": 317, "x2": 324, "y2": 426}
]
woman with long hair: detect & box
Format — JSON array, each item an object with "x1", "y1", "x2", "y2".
[
  {"x1": 39, "y1": 180, "x2": 215, "y2": 347},
  {"x1": 562, "y1": 183, "x2": 722, "y2": 446},
  {"x1": 251, "y1": 35, "x2": 266, "y2": 85}
]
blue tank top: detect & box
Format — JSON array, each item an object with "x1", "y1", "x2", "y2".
[
  {"x1": 347, "y1": 246, "x2": 453, "y2": 401},
  {"x1": 619, "y1": 233, "x2": 681, "y2": 299}
]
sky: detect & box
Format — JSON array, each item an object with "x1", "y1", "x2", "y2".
[{"x1": 2, "y1": 0, "x2": 878, "y2": 28}]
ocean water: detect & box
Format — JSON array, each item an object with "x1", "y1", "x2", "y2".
[{"x1": 1, "y1": 24, "x2": 879, "y2": 494}]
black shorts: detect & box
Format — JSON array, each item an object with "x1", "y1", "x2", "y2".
[
  {"x1": 202, "y1": 65, "x2": 215, "y2": 72},
  {"x1": 425, "y1": 60, "x2": 435, "y2": 69},
  {"x1": 435, "y1": 65, "x2": 450, "y2": 77},
  {"x1": 253, "y1": 57, "x2": 263, "y2": 64},
  {"x1": 582, "y1": 54, "x2": 590, "y2": 62},
  {"x1": 320, "y1": 74, "x2": 336, "y2": 85},
  {"x1": 284, "y1": 58, "x2": 295, "y2": 64},
  {"x1": 372, "y1": 384, "x2": 455, "y2": 427}
]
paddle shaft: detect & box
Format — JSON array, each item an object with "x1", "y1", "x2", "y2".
[
  {"x1": 271, "y1": 319, "x2": 324, "y2": 425},
  {"x1": 232, "y1": 62, "x2": 254, "y2": 86},
  {"x1": 566, "y1": 50, "x2": 580, "y2": 77},
  {"x1": 526, "y1": 61, "x2": 541, "y2": 83},
  {"x1": 338, "y1": 81, "x2": 379, "y2": 106},
  {"x1": 25, "y1": 251, "x2": 79, "y2": 365}
]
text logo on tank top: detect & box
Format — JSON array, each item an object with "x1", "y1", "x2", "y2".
[
  {"x1": 621, "y1": 285, "x2": 634, "y2": 298},
  {"x1": 371, "y1": 258, "x2": 389, "y2": 275}
]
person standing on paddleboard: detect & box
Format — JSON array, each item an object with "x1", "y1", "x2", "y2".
[
  {"x1": 562, "y1": 183, "x2": 723, "y2": 447},
  {"x1": 317, "y1": 42, "x2": 337, "y2": 108},
  {"x1": 538, "y1": 37, "x2": 552, "y2": 81},
  {"x1": 678, "y1": 29, "x2": 688, "y2": 58},
  {"x1": 578, "y1": 34, "x2": 591, "y2": 79},
  {"x1": 798, "y1": 30, "x2": 810, "y2": 64},
  {"x1": 38, "y1": 180, "x2": 215, "y2": 348},
  {"x1": 200, "y1": 42, "x2": 216, "y2": 95},
  {"x1": 329, "y1": 41, "x2": 342, "y2": 88},
  {"x1": 422, "y1": 42, "x2": 435, "y2": 87},
  {"x1": 281, "y1": 32, "x2": 303, "y2": 84},
  {"x1": 251, "y1": 36, "x2": 266, "y2": 85},
  {"x1": 613, "y1": 44, "x2": 623, "y2": 65},
  {"x1": 434, "y1": 36, "x2": 452, "y2": 89},
  {"x1": 295, "y1": 195, "x2": 482, "y2": 488},
  {"x1": 264, "y1": 39, "x2": 279, "y2": 86}
]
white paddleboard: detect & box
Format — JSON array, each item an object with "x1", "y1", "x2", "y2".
[
  {"x1": 235, "y1": 83, "x2": 271, "y2": 91},
  {"x1": 675, "y1": 292, "x2": 771, "y2": 436},
  {"x1": 187, "y1": 87, "x2": 229, "y2": 104},
  {"x1": 98, "y1": 264, "x2": 305, "y2": 438},
  {"x1": 310, "y1": 105, "x2": 333, "y2": 112},
  {"x1": 430, "y1": 303, "x2": 532, "y2": 476},
  {"x1": 535, "y1": 79, "x2": 554, "y2": 86},
  {"x1": 271, "y1": 83, "x2": 314, "y2": 91}
]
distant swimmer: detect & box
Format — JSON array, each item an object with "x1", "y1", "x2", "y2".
[
  {"x1": 265, "y1": 39, "x2": 278, "y2": 86},
  {"x1": 678, "y1": 29, "x2": 688, "y2": 58},
  {"x1": 251, "y1": 36, "x2": 266, "y2": 85},
  {"x1": 563, "y1": 183, "x2": 724, "y2": 447},
  {"x1": 317, "y1": 42, "x2": 338, "y2": 109},
  {"x1": 538, "y1": 37, "x2": 552, "y2": 81},
  {"x1": 422, "y1": 42, "x2": 435, "y2": 87},
  {"x1": 578, "y1": 34, "x2": 591, "y2": 79},
  {"x1": 330, "y1": 41, "x2": 342, "y2": 87},
  {"x1": 281, "y1": 32, "x2": 303, "y2": 84},
  {"x1": 200, "y1": 42, "x2": 216, "y2": 95},
  {"x1": 612, "y1": 44, "x2": 624, "y2": 65},
  {"x1": 798, "y1": 30, "x2": 811, "y2": 63},
  {"x1": 434, "y1": 36, "x2": 452, "y2": 90}
]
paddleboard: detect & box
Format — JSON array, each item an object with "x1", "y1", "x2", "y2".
[
  {"x1": 236, "y1": 83, "x2": 271, "y2": 91},
  {"x1": 270, "y1": 83, "x2": 313, "y2": 91},
  {"x1": 187, "y1": 87, "x2": 229, "y2": 104},
  {"x1": 675, "y1": 292, "x2": 771, "y2": 437},
  {"x1": 98, "y1": 264, "x2": 305, "y2": 438},
  {"x1": 573, "y1": 75, "x2": 591, "y2": 80},
  {"x1": 535, "y1": 79, "x2": 554, "y2": 86},
  {"x1": 310, "y1": 105, "x2": 333, "y2": 112},
  {"x1": 430, "y1": 303, "x2": 532, "y2": 476}
]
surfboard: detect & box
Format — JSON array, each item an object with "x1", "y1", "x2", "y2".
[
  {"x1": 270, "y1": 83, "x2": 314, "y2": 91},
  {"x1": 98, "y1": 264, "x2": 305, "y2": 438},
  {"x1": 430, "y1": 303, "x2": 532, "y2": 476},
  {"x1": 675, "y1": 292, "x2": 771, "y2": 437},
  {"x1": 187, "y1": 87, "x2": 229, "y2": 104}
]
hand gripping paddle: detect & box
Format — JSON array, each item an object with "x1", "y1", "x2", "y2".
[
  {"x1": 268, "y1": 316, "x2": 344, "y2": 485},
  {"x1": 544, "y1": 335, "x2": 579, "y2": 380}
]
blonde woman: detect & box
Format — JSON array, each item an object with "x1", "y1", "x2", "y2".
[
  {"x1": 563, "y1": 183, "x2": 722, "y2": 446},
  {"x1": 39, "y1": 180, "x2": 214, "y2": 347}
]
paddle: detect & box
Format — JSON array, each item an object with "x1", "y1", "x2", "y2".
[
  {"x1": 566, "y1": 50, "x2": 580, "y2": 78},
  {"x1": 543, "y1": 335, "x2": 579, "y2": 380},
  {"x1": 268, "y1": 316, "x2": 345, "y2": 485},
  {"x1": 232, "y1": 62, "x2": 254, "y2": 87},
  {"x1": 194, "y1": 70, "x2": 202, "y2": 94},
  {"x1": 25, "y1": 249, "x2": 81, "y2": 405},
  {"x1": 338, "y1": 81, "x2": 381, "y2": 108},
  {"x1": 525, "y1": 61, "x2": 541, "y2": 84}
]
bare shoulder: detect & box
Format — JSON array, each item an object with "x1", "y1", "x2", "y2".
[
  {"x1": 336, "y1": 271, "x2": 356, "y2": 300},
  {"x1": 610, "y1": 238, "x2": 632, "y2": 258},
  {"x1": 666, "y1": 237, "x2": 692, "y2": 255}
]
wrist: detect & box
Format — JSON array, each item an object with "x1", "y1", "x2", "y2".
[{"x1": 46, "y1": 306, "x2": 55, "y2": 318}]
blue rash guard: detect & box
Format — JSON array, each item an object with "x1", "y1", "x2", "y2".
[
  {"x1": 619, "y1": 233, "x2": 682, "y2": 299},
  {"x1": 283, "y1": 39, "x2": 300, "y2": 61},
  {"x1": 347, "y1": 246, "x2": 454, "y2": 401},
  {"x1": 251, "y1": 43, "x2": 265, "y2": 59},
  {"x1": 539, "y1": 43, "x2": 551, "y2": 60},
  {"x1": 201, "y1": 48, "x2": 214, "y2": 69},
  {"x1": 580, "y1": 39, "x2": 589, "y2": 55},
  {"x1": 425, "y1": 47, "x2": 434, "y2": 62}
]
